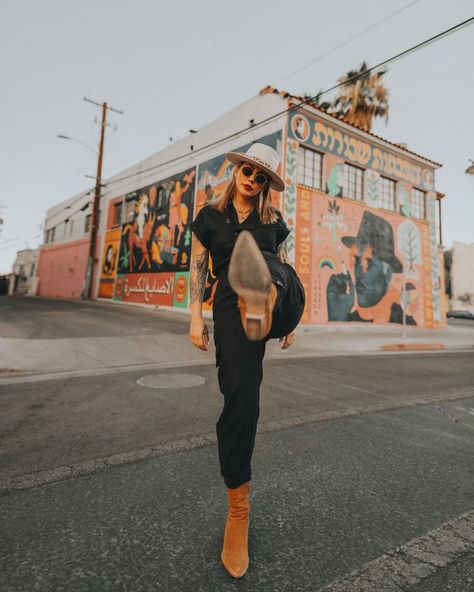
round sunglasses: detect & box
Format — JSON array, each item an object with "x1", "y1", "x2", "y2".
[{"x1": 240, "y1": 164, "x2": 269, "y2": 186}]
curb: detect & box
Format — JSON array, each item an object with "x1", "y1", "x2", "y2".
[
  {"x1": 380, "y1": 343, "x2": 445, "y2": 352},
  {"x1": 317, "y1": 509, "x2": 474, "y2": 591}
]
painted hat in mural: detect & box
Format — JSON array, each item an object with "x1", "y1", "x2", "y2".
[
  {"x1": 225, "y1": 143, "x2": 285, "y2": 192},
  {"x1": 341, "y1": 211, "x2": 403, "y2": 273}
]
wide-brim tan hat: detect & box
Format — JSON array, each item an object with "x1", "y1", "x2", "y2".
[{"x1": 226, "y1": 142, "x2": 285, "y2": 192}]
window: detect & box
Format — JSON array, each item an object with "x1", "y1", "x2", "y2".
[
  {"x1": 297, "y1": 146, "x2": 322, "y2": 190},
  {"x1": 380, "y1": 177, "x2": 396, "y2": 211},
  {"x1": 84, "y1": 214, "x2": 91, "y2": 233},
  {"x1": 30, "y1": 263, "x2": 35, "y2": 277},
  {"x1": 124, "y1": 193, "x2": 137, "y2": 222},
  {"x1": 69, "y1": 219, "x2": 74, "y2": 235},
  {"x1": 343, "y1": 163, "x2": 363, "y2": 201},
  {"x1": 412, "y1": 188, "x2": 426, "y2": 219},
  {"x1": 63, "y1": 219, "x2": 69, "y2": 236},
  {"x1": 46, "y1": 227, "x2": 56, "y2": 244},
  {"x1": 113, "y1": 201, "x2": 123, "y2": 226}
]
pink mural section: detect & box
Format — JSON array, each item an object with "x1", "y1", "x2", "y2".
[
  {"x1": 295, "y1": 187, "x2": 432, "y2": 326},
  {"x1": 37, "y1": 237, "x2": 93, "y2": 299}
]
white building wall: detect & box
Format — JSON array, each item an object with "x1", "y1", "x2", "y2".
[
  {"x1": 43, "y1": 188, "x2": 92, "y2": 247},
  {"x1": 8, "y1": 248, "x2": 39, "y2": 296},
  {"x1": 450, "y1": 241, "x2": 474, "y2": 313}
]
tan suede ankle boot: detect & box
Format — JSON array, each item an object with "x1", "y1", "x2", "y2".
[
  {"x1": 228, "y1": 230, "x2": 277, "y2": 341},
  {"x1": 221, "y1": 481, "x2": 250, "y2": 578}
]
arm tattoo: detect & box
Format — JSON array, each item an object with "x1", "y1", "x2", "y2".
[
  {"x1": 276, "y1": 239, "x2": 290, "y2": 264},
  {"x1": 190, "y1": 242, "x2": 209, "y2": 304}
]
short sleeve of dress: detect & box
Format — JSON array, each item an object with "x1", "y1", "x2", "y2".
[
  {"x1": 275, "y1": 210, "x2": 291, "y2": 246},
  {"x1": 190, "y1": 205, "x2": 212, "y2": 250}
]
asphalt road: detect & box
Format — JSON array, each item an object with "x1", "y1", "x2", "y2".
[
  {"x1": 1, "y1": 394, "x2": 473, "y2": 591},
  {"x1": 1, "y1": 296, "x2": 473, "y2": 591},
  {"x1": 1, "y1": 352, "x2": 473, "y2": 484}
]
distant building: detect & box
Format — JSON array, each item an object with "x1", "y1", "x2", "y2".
[
  {"x1": 8, "y1": 248, "x2": 39, "y2": 296},
  {"x1": 37, "y1": 86, "x2": 445, "y2": 327},
  {"x1": 444, "y1": 241, "x2": 474, "y2": 315}
]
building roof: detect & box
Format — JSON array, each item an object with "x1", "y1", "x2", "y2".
[{"x1": 260, "y1": 85, "x2": 442, "y2": 168}]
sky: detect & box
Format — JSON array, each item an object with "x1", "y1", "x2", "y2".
[{"x1": 1, "y1": 0, "x2": 473, "y2": 273}]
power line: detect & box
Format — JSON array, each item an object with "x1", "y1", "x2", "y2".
[
  {"x1": 272, "y1": 0, "x2": 422, "y2": 86},
  {"x1": 105, "y1": 16, "x2": 473, "y2": 189}
]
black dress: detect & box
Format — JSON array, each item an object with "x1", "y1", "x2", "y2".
[{"x1": 190, "y1": 202, "x2": 305, "y2": 488}]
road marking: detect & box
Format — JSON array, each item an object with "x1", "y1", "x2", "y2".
[{"x1": 317, "y1": 509, "x2": 474, "y2": 591}]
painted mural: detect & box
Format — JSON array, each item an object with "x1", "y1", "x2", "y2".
[
  {"x1": 113, "y1": 168, "x2": 196, "y2": 306},
  {"x1": 194, "y1": 131, "x2": 282, "y2": 310},
  {"x1": 119, "y1": 169, "x2": 195, "y2": 275},
  {"x1": 295, "y1": 186, "x2": 432, "y2": 326},
  {"x1": 288, "y1": 110, "x2": 435, "y2": 189},
  {"x1": 98, "y1": 227, "x2": 121, "y2": 298},
  {"x1": 283, "y1": 139, "x2": 297, "y2": 266}
]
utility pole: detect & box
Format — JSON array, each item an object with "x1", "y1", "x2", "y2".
[{"x1": 82, "y1": 97, "x2": 123, "y2": 300}]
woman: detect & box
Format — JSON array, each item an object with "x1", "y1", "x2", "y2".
[{"x1": 189, "y1": 143, "x2": 305, "y2": 578}]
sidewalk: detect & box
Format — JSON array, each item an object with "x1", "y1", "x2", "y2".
[{"x1": 0, "y1": 304, "x2": 473, "y2": 378}]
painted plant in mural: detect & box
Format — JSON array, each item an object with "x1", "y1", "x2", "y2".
[
  {"x1": 118, "y1": 169, "x2": 195, "y2": 274},
  {"x1": 397, "y1": 220, "x2": 422, "y2": 279},
  {"x1": 315, "y1": 62, "x2": 389, "y2": 132},
  {"x1": 326, "y1": 211, "x2": 417, "y2": 325}
]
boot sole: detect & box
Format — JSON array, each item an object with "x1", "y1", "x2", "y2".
[{"x1": 228, "y1": 231, "x2": 272, "y2": 341}]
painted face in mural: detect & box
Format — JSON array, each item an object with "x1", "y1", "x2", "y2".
[
  {"x1": 235, "y1": 163, "x2": 269, "y2": 199},
  {"x1": 353, "y1": 245, "x2": 393, "y2": 308}
]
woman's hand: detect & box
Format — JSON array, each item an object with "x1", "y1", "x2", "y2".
[
  {"x1": 279, "y1": 330, "x2": 296, "y2": 350},
  {"x1": 189, "y1": 317, "x2": 209, "y2": 351}
]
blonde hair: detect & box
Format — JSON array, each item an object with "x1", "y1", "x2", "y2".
[{"x1": 211, "y1": 162, "x2": 278, "y2": 224}]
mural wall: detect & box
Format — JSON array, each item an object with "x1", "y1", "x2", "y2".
[
  {"x1": 295, "y1": 186, "x2": 432, "y2": 326},
  {"x1": 288, "y1": 110, "x2": 435, "y2": 189},
  {"x1": 97, "y1": 131, "x2": 282, "y2": 310},
  {"x1": 103, "y1": 168, "x2": 196, "y2": 307},
  {"x1": 287, "y1": 108, "x2": 442, "y2": 327}
]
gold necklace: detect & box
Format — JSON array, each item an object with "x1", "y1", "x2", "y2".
[{"x1": 233, "y1": 202, "x2": 254, "y2": 215}]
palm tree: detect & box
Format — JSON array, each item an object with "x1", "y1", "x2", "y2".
[{"x1": 312, "y1": 62, "x2": 389, "y2": 132}]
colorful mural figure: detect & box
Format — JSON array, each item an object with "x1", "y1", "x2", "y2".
[
  {"x1": 326, "y1": 162, "x2": 344, "y2": 197},
  {"x1": 102, "y1": 244, "x2": 117, "y2": 276},
  {"x1": 118, "y1": 168, "x2": 195, "y2": 275},
  {"x1": 291, "y1": 114, "x2": 310, "y2": 142},
  {"x1": 98, "y1": 213, "x2": 121, "y2": 299},
  {"x1": 326, "y1": 211, "x2": 414, "y2": 323},
  {"x1": 398, "y1": 184, "x2": 411, "y2": 217}
]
